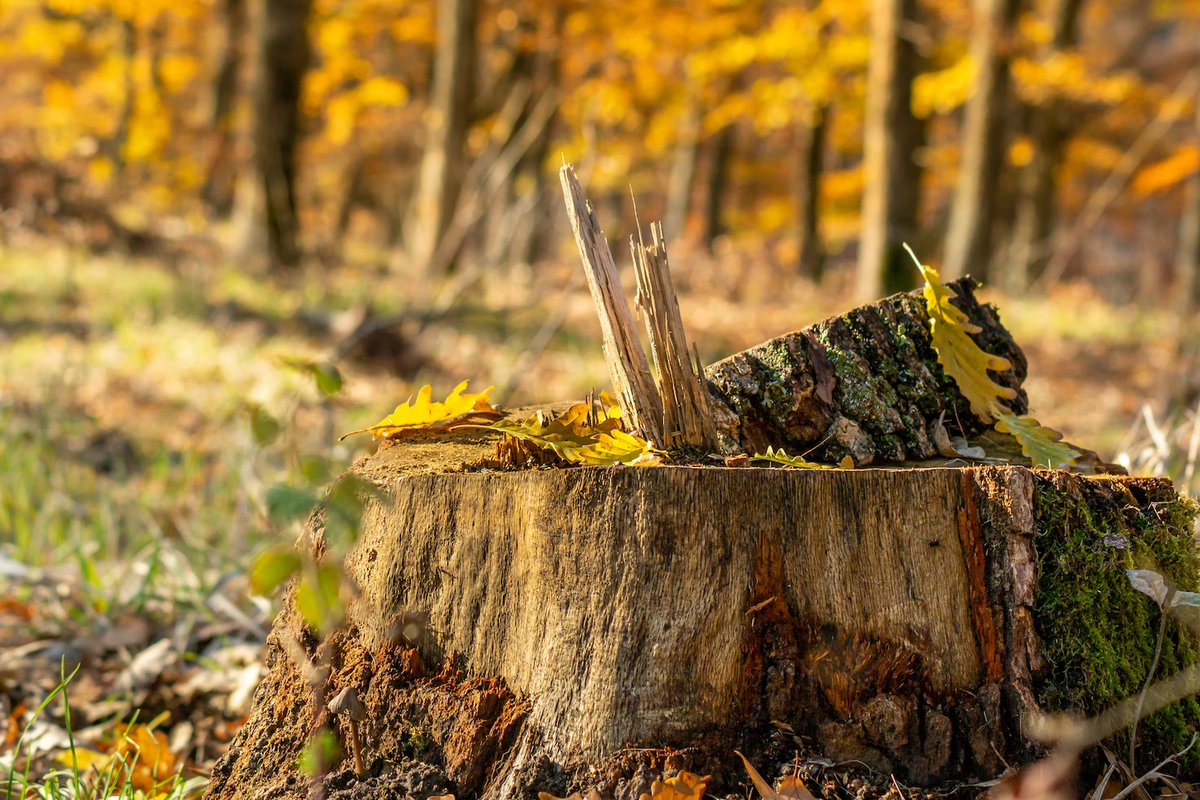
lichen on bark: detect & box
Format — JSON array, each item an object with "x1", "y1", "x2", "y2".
[{"x1": 704, "y1": 278, "x2": 1029, "y2": 463}]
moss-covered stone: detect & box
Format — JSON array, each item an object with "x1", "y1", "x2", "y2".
[{"x1": 1032, "y1": 473, "x2": 1200, "y2": 768}]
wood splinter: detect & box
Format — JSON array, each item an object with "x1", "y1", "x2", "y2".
[
  {"x1": 560, "y1": 163, "x2": 714, "y2": 449},
  {"x1": 630, "y1": 219, "x2": 715, "y2": 450}
]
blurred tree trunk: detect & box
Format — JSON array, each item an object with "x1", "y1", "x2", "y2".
[
  {"x1": 407, "y1": 0, "x2": 479, "y2": 273},
  {"x1": 664, "y1": 97, "x2": 700, "y2": 243},
  {"x1": 255, "y1": 0, "x2": 311, "y2": 269},
  {"x1": 857, "y1": 0, "x2": 925, "y2": 300},
  {"x1": 108, "y1": 18, "x2": 136, "y2": 174},
  {"x1": 203, "y1": 0, "x2": 247, "y2": 219},
  {"x1": 703, "y1": 123, "x2": 733, "y2": 254},
  {"x1": 1177, "y1": 98, "x2": 1200, "y2": 315},
  {"x1": 941, "y1": 0, "x2": 1020, "y2": 281},
  {"x1": 1003, "y1": 0, "x2": 1084, "y2": 292},
  {"x1": 509, "y1": 12, "x2": 562, "y2": 266},
  {"x1": 794, "y1": 107, "x2": 827, "y2": 282}
]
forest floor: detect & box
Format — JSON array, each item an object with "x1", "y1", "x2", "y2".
[{"x1": 1, "y1": 241, "x2": 1199, "y2": 797}]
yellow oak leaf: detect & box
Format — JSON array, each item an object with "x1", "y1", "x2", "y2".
[
  {"x1": 579, "y1": 429, "x2": 664, "y2": 465},
  {"x1": 992, "y1": 407, "x2": 1080, "y2": 470},
  {"x1": 341, "y1": 381, "x2": 496, "y2": 440},
  {"x1": 908, "y1": 245, "x2": 1018, "y2": 423}
]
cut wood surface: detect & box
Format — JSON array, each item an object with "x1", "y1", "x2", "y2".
[{"x1": 206, "y1": 454, "x2": 1200, "y2": 800}]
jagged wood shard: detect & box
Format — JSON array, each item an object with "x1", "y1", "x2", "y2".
[
  {"x1": 559, "y1": 165, "x2": 663, "y2": 444},
  {"x1": 630, "y1": 221, "x2": 715, "y2": 450}
]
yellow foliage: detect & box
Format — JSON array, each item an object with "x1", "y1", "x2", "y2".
[
  {"x1": 477, "y1": 394, "x2": 665, "y2": 466},
  {"x1": 912, "y1": 53, "x2": 976, "y2": 118},
  {"x1": 909, "y1": 246, "x2": 1017, "y2": 423},
  {"x1": 341, "y1": 381, "x2": 497, "y2": 440},
  {"x1": 1012, "y1": 53, "x2": 1136, "y2": 106},
  {"x1": 356, "y1": 75, "x2": 408, "y2": 106}
]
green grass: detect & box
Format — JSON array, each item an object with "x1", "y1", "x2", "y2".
[{"x1": 3, "y1": 667, "x2": 208, "y2": 800}]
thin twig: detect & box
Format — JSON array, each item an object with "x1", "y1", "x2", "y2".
[
  {"x1": 1130, "y1": 595, "x2": 1171, "y2": 773},
  {"x1": 1113, "y1": 732, "x2": 1198, "y2": 800}
]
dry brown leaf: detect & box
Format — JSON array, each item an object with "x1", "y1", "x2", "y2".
[
  {"x1": 985, "y1": 752, "x2": 1077, "y2": 800},
  {"x1": 736, "y1": 751, "x2": 816, "y2": 800}
]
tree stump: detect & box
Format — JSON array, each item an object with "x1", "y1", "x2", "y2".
[{"x1": 206, "y1": 285, "x2": 1200, "y2": 800}]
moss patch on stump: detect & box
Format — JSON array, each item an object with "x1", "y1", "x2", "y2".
[{"x1": 1033, "y1": 471, "x2": 1200, "y2": 768}]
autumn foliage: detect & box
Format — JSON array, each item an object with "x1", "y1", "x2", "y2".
[{"x1": 1, "y1": 0, "x2": 1198, "y2": 302}]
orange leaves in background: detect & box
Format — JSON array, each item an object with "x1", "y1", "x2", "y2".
[
  {"x1": 1134, "y1": 145, "x2": 1200, "y2": 197},
  {"x1": 60, "y1": 723, "x2": 177, "y2": 792},
  {"x1": 340, "y1": 381, "x2": 498, "y2": 441}
]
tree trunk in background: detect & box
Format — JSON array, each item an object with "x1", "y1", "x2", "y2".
[
  {"x1": 857, "y1": 0, "x2": 925, "y2": 300},
  {"x1": 203, "y1": 0, "x2": 247, "y2": 219},
  {"x1": 108, "y1": 18, "x2": 137, "y2": 174},
  {"x1": 664, "y1": 98, "x2": 701, "y2": 243},
  {"x1": 795, "y1": 107, "x2": 827, "y2": 282},
  {"x1": 1003, "y1": 0, "x2": 1084, "y2": 292},
  {"x1": 941, "y1": 0, "x2": 1020, "y2": 282},
  {"x1": 1176, "y1": 98, "x2": 1200, "y2": 315},
  {"x1": 507, "y1": 6, "x2": 563, "y2": 266},
  {"x1": 407, "y1": 0, "x2": 480, "y2": 273},
  {"x1": 255, "y1": 0, "x2": 311, "y2": 269},
  {"x1": 703, "y1": 123, "x2": 733, "y2": 254}
]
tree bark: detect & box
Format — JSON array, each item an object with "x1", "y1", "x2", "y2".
[
  {"x1": 702, "y1": 123, "x2": 733, "y2": 254},
  {"x1": 255, "y1": 0, "x2": 312, "y2": 269},
  {"x1": 206, "y1": 459, "x2": 1199, "y2": 799},
  {"x1": 1176, "y1": 97, "x2": 1200, "y2": 315},
  {"x1": 203, "y1": 0, "x2": 247, "y2": 218},
  {"x1": 941, "y1": 0, "x2": 1020, "y2": 282},
  {"x1": 1002, "y1": 0, "x2": 1084, "y2": 292},
  {"x1": 857, "y1": 0, "x2": 926, "y2": 300},
  {"x1": 794, "y1": 106, "x2": 827, "y2": 281},
  {"x1": 407, "y1": 0, "x2": 480, "y2": 273},
  {"x1": 664, "y1": 97, "x2": 700, "y2": 243}
]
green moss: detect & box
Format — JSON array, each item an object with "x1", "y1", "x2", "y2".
[
  {"x1": 399, "y1": 722, "x2": 433, "y2": 759},
  {"x1": 1033, "y1": 477, "x2": 1200, "y2": 767}
]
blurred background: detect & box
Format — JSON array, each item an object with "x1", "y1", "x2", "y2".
[{"x1": 3, "y1": 0, "x2": 1200, "y2": 780}]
